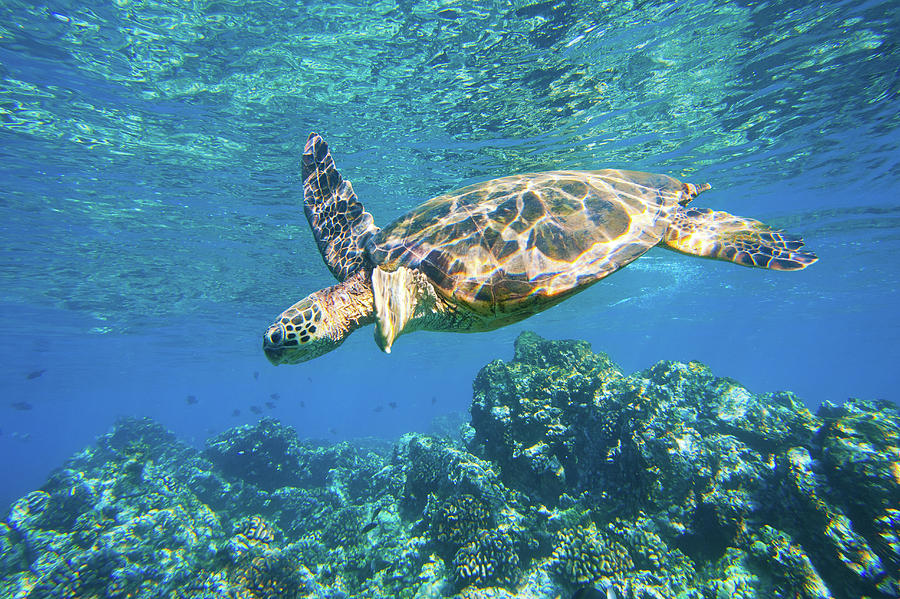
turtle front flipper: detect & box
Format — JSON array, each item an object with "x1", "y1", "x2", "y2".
[
  {"x1": 663, "y1": 205, "x2": 818, "y2": 270},
  {"x1": 302, "y1": 133, "x2": 380, "y2": 281}
]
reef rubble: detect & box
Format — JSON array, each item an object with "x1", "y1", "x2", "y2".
[{"x1": 1, "y1": 331, "x2": 897, "y2": 598}]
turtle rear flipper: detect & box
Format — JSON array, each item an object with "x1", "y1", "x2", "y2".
[
  {"x1": 663, "y1": 206, "x2": 818, "y2": 270},
  {"x1": 302, "y1": 133, "x2": 380, "y2": 281}
]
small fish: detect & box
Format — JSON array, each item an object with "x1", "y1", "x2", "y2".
[
  {"x1": 270, "y1": 393, "x2": 280, "y2": 400},
  {"x1": 329, "y1": 427, "x2": 337, "y2": 435},
  {"x1": 11, "y1": 401, "x2": 33, "y2": 411},
  {"x1": 250, "y1": 405, "x2": 263, "y2": 414},
  {"x1": 307, "y1": 376, "x2": 312, "y2": 383},
  {"x1": 431, "y1": 396, "x2": 437, "y2": 405},
  {"x1": 300, "y1": 401, "x2": 305, "y2": 408},
  {"x1": 185, "y1": 395, "x2": 198, "y2": 405},
  {"x1": 26, "y1": 369, "x2": 46, "y2": 380},
  {"x1": 231, "y1": 409, "x2": 241, "y2": 417},
  {"x1": 265, "y1": 401, "x2": 276, "y2": 409},
  {"x1": 388, "y1": 401, "x2": 397, "y2": 409},
  {"x1": 12, "y1": 431, "x2": 31, "y2": 442},
  {"x1": 374, "y1": 405, "x2": 383, "y2": 413},
  {"x1": 360, "y1": 522, "x2": 377, "y2": 534},
  {"x1": 253, "y1": 371, "x2": 259, "y2": 380}
]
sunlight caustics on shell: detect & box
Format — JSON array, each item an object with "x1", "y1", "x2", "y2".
[{"x1": 371, "y1": 170, "x2": 694, "y2": 313}]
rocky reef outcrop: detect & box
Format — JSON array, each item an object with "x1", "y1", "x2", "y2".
[
  {"x1": 1, "y1": 332, "x2": 896, "y2": 599},
  {"x1": 469, "y1": 331, "x2": 899, "y2": 598}
]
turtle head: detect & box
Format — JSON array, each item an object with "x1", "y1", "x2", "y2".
[
  {"x1": 262, "y1": 272, "x2": 376, "y2": 365},
  {"x1": 263, "y1": 294, "x2": 341, "y2": 365}
]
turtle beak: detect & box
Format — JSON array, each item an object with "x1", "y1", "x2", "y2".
[{"x1": 264, "y1": 346, "x2": 283, "y2": 365}]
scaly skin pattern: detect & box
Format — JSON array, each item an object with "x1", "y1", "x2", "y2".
[
  {"x1": 264, "y1": 267, "x2": 485, "y2": 364},
  {"x1": 663, "y1": 206, "x2": 817, "y2": 270},
  {"x1": 301, "y1": 133, "x2": 379, "y2": 282},
  {"x1": 263, "y1": 270, "x2": 376, "y2": 364}
]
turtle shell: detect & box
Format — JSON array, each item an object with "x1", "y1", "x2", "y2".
[{"x1": 369, "y1": 170, "x2": 690, "y2": 315}]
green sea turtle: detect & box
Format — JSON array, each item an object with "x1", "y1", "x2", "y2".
[{"x1": 263, "y1": 133, "x2": 817, "y2": 365}]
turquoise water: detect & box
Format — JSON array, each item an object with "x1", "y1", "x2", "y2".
[{"x1": 0, "y1": 0, "x2": 898, "y2": 508}]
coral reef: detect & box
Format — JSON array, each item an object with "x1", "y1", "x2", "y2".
[
  {"x1": 429, "y1": 495, "x2": 493, "y2": 547},
  {"x1": 550, "y1": 522, "x2": 633, "y2": 586},
  {"x1": 469, "y1": 331, "x2": 899, "y2": 598},
  {"x1": 453, "y1": 529, "x2": 520, "y2": 588},
  {"x1": 1, "y1": 332, "x2": 897, "y2": 598}
]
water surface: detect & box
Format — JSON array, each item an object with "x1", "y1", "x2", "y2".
[{"x1": 1, "y1": 0, "x2": 898, "y2": 508}]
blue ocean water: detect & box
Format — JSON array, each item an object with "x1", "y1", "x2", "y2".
[{"x1": 0, "y1": 0, "x2": 897, "y2": 512}]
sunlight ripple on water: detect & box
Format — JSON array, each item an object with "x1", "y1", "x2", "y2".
[{"x1": 0, "y1": 0, "x2": 898, "y2": 341}]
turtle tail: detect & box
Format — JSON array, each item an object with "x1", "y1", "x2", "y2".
[
  {"x1": 662, "y1": 205, "x2": 818, "y2": 270},
  {"x1": 302, "y1": 133, "x2": 380, "y2": 281}
]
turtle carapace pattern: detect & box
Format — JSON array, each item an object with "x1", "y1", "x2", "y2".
[{"x1": 263, "y1": 133, "x2": 817, "y2": 365}]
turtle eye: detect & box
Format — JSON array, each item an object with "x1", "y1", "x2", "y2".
[{"x1": 265, "y1": 324, "x2": 284, "y2": 345}]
